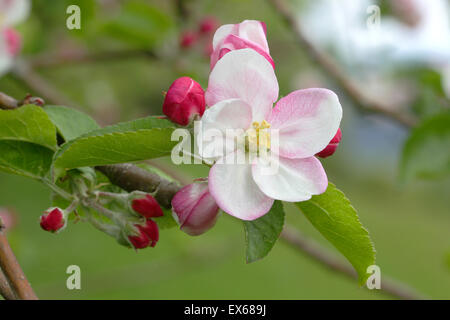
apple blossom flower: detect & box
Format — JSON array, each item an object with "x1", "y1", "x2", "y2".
[
  {"x1": 40, "y1": 207, "x2": 66, "y2": 232},
  {"x1": 172, "y1": 180, "x2": 220, "y2": 236},
  {"x1": 210, "y1": 20, "x2": 274, "y2": 70},
  {"x1": 316, "y1": 128, "x2": 342, "y2": 158},
  {"x1": 163, "y1": 77, "x2": 206, "y2": 126},
  {"x1": 199, "y1": 49, "x2": 342, "y2": 220},
  {"x1": 132, "y1": 194, "x2": 163, "y2": 218}
]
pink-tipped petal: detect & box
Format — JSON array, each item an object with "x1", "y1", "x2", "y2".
[
  {"x1": 206, "y1": 49, "x2": 278, "y2": 122},
  {"x1": 252, "y1": 155, "x2": 328, "y2": 202},
  {"x1": 266, "y1": 88, "x2": 342, "y2": 159},
  {"x1": 208, "y1": 150, "x2": 274, "y2": 220},
  {"x1": 212, "y1": 34, "x2": 275, "y2": 70}
]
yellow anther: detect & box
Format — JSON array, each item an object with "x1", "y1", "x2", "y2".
[{"x1": 246, "y1": 120, "x2": 272, "y2": 151}]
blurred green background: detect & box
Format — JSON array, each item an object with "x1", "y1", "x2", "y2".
[{"x1": 0, "y1": 0, "x2": 449, "y2": 299}]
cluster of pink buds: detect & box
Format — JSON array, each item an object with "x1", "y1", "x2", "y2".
[
  {"x1": 40, "y1": 207, "x2": 67, "y2": 233},
  {"x1": 180, "y1": 16, "x2": 219, "y2": 56},
  {"x1": 128, "y1": 194, "x2": 163, "y2": 249}
]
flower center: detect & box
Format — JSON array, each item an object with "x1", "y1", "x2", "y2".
[{"x1": 245, "y1": 120, "x2": 271, "y2": 151}]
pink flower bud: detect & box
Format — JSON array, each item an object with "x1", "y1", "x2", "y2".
[
  {"x1": 316, "y1": 128, "x2": 342, "y2": 158},
  {"x1": 141, "y1": 219, "x2": 159, "y2": 248},
  {"x1": 128, "y1": 219, "x2": 159, "y2": 249},
  {"x1": 210, "y1": 20, "x2": 274, "y2": 70},
  {"x1": 180, "y1": 31, "x2": 198, "y2": 49},
  {"x1": 199, "y1": 17, "x2": 218, "y2": 34},
  {"x1": 132, "y1": 194, "x2": 163, "y2": 218},
  {"x1": 3, "y1": 28, "x2": 21, "y2": 57},
  {"x1": 128, "y1": 227, "x2": 150, "y2": 249},
  {"x1": 162, "y1": 77, "x2": 206, "y2": 126},
  {"x1": 40, "y1": 208, "x2": 65, "y2": 232},
  {"x1": 172, "y1": 181, "x2": 220, "y2": 236}
]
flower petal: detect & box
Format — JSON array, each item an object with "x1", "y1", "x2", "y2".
[
  {"x1": 237, "y1": 20, "x2": 270, "y2": 53},
  {"x1": 212, "y1": 24, "x2": 234, "y2": 49},
  {"x1": 198, "y1": 99, "x2": 252, "y2": 160},
  {"x1": 252, "y1": 155, "x2": 328, "y2": 202},
  {"x1": 209, "y1": 150, "x2": 274, "y2": 220},
  {"x1": 206, "y1": 49, "x2": 279, "y2": 122},
  {"x1": 219, "y1": 34, "x2": 275, "y2": 69},
  {"x1": 266, "y1": 88, "x2": 343, "y2": 158},
  {"x1": 0, "y1": 0, "x2": 30, "y2": 27}
]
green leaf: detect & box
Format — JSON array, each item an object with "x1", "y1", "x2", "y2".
[
  {"x1": 44, "y1": 105, "x2": 100, "y2": 141},
  {"x1": 52, "y1": 117, "x2": 179, "y2": 178},
  {"x1": 244, "y1": 201, "x2": 285, "y2": 263},
  {"x1": 0, "y1": 105, "x2": 57, "y2": 150},
  {"x1": 296, "y1": 183, "x2": 376, "y2": 285},
  {"x1": 0, "y1": 141, "x2": 54, "y2": 179},
  {"x1": 401, "y1": 111, "x2": 450, "y2": 180}
]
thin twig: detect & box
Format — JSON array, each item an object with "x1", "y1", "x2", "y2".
[
  {"x1": 0, "y1": 92, "x2": 44, "y2": 110},
  {"x1": 0, "y1": 220, "x2": 38, "y2": 300},
  {"x1": 0, "y1": 267, "x2": 16, "y2": 300},
  {"x1": 280, "y1": 226, "x2": 427, "y2": 300},
  {"x1": 268, "y1": 0, "x2": 418, "y2": 128},
  {"x1": 0, "y1": 219, "x2": 16, "y2": 300}
]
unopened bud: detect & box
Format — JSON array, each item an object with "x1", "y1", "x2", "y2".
[
  {"x1": 199, "y1": 17, "x2": 218, "y2": 34},
  {"x1": 162, "y1": 77, "x2": 206, "y2": 126},
  {"x1": 40, "y1": 207, "x2": 65, "y2": 233},
  {"x1": 132, "y1": 194, "x2": 163, "y2": 218},
  {"x1": 128, "y1": 219, "x2": 159, "y2": 249},
  {"x1": 180, "y1": 31, "x2": 198, "y2": 49},
  {"x1": 172, "y1": 181, "x2": 219, "y2": 236},
  {"x1": 316, "y1": 128, "x2": 342, "y2": 158}
]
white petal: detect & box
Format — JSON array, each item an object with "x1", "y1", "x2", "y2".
[
  {"x1": 206, "y1": 49, "x2": 279, "y2": 122},
  {"x1": 212, "y1": 24, "x2": 234, "y2": 49},
  {"x1": 252, "y1": 154, "x2": 328, "y2": 202},
  {"x1": 0, "y1": 41, "x2": 12, "y2": 76},
  {"x1": 209, "y1": 150, "x2": 274, "y2": 220},
  {"x1": 237, "y1": 20, "x2": 270, "y2": 53},
  {"x1": 198, "y1": 99, "x2": 252, "y2": 160},
  {"x1": 266, "y1": 88, "x2": 343, "y2": 158},
  {"x1": 0, "y1": 0, "x2": 30, "y2": 27}
]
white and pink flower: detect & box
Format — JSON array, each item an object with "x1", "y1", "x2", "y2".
[
  {"x1": 0, "y1": 0, "x2": 30, "y2": 76},
  {"x1": 210, "y1": 20, "x2": 274, "y2": 70},
  {"x1": 199, "y1": 49, "x2": 342, "y2": 220}
]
